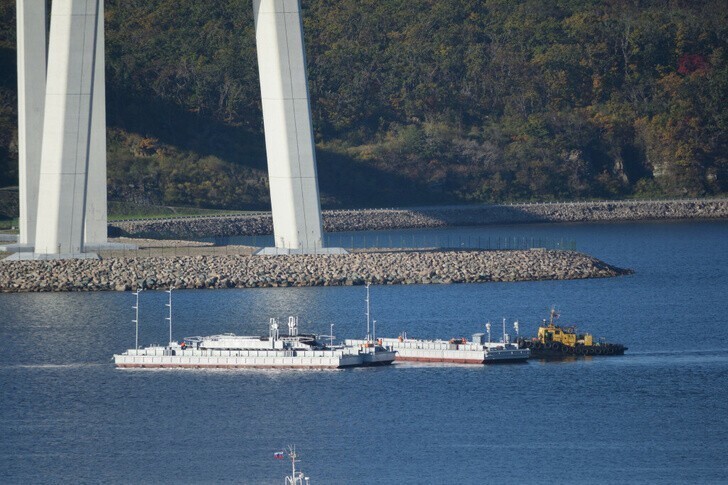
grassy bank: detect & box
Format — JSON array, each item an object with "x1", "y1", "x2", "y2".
[
  {"x1": 107, "y1": 202, "x2": 255, "y2": 221},
  {"x1": 0, "y1": 218, "x2": 17, "y2": 232}
]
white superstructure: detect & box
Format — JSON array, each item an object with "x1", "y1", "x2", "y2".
[{"x1": 114, "y1": 311, "x2": 393, "y2": 369}]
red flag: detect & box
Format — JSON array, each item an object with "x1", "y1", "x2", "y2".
[{"x1": 274, "y1": 451, "x2": 284, "y2": 459}]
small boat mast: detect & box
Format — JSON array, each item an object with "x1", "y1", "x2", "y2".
[
  {"x1": 549, "y1": 306, "x2": 559, "y2": 326},
  {"x1": 363, "y1": 283, "x2": 382, "y2": 349},
  {"x1": 165, "y1": 287, "x2": 174, "y2": 345},
  {"x1": 132, "y1": 288, "x2": 142, "y2": 349},
  {"x1": 284, "y1": 446, "x2": 310, "y2": 485},
  {"x1": 288, "y1": 316, "x2": 299, "y2": 336},
  {"x1": 365, "y1": 283, "x2": 371, "y2": 342}
]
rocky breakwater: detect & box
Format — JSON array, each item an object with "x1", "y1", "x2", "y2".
[
  {"x1": 109, "y1": 199, "x2": 728, "y2": 239},
  {"x1": 109, "y1": 214, "x2": 273, "y2": 239},
  {"x1": 0, "y1": 249, "x2": 632, "y2": 292},
  {"x1": 502, "y1": 198, "x2": 728, "y2": 224}
]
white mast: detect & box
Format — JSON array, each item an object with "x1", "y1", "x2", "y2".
[
  {"x1": 365, "y1": 283, "x2": 371, "y2": 341},
  {"x1": 502, "y1": 318, "x2": 507, "y2": 344},
  {"x1": 486, "y1": 321, "x2": 491, "y2": 343},
  {"x1": 165, "y1": 287, "x2": 174, "y2": 345},
  {"x1": 284, "y1": 445, "x2": 309, "y2": 484},
  {"x1": 132, "y1": 289, "x2": 141, "y2": 349},
  {"x1": 288, "y1": 316, "x2": 299, "y2": 337},
  {"x1": 270, "y1": 318, "x2": 280, "y2": 349},
  {"x1": 330, "y1": 323, "x2": 334, "y2": 348},
  {"x1": 291, "y1": 446, "x2": 296, "y2": 485}
]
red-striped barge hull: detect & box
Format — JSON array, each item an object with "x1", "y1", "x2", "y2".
[
  {"x1": 394, "y1": 356, "x2": 485, "y2": 364},
  {"x1": 116, "y1": 363, "x2": 345, "y2": 369}
]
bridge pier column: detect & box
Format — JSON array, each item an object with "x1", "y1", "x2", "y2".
[
  {"x1": 84, "y1": 0, "x2": 108, "y2": 247},
  {"x1": 33, "y1": 0, "x2": 101, "y2": 258},
  {"x1": 15, "y1": 0, "x2": 46, "y2": 248},
  {"x1": 254, "y1": 0, "x2": 337, "y2": 254}
]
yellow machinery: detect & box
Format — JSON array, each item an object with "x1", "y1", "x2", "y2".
[
  {"x1": 537, "y1": 309, "x2": 593, "y2": 347},
  {"x1": 520, "y1": 308, "x2": 626, "y2": 356}
]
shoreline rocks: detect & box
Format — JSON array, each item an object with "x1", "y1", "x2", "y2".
[
  {"x1": 0, "y1": 249, "x2": 633, "y2": 293},
  {"x1": 109, "y1": 199, "x2": 728, "y2": 239}
]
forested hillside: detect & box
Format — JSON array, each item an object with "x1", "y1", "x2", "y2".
[{"x1": 0, "y1": 0, "x2": 726, "y2": 210}]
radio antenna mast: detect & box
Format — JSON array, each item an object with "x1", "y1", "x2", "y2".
[
  {"x1": 132, "y1": 289, "x2": 142, "y2": 349},
  {"x1": 165, "y1": 287, "x2": 174, "y2": 344},
  {"x1": 365, "y1": 283, "x2": 371, "y2": 341}
]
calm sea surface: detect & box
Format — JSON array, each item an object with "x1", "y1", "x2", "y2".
[{"x1": 1, "y1": 221, "x2": 727, "y2": 484}]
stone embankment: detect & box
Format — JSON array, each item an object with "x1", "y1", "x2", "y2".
[
  {"x1": 110, "y1": 199, "x2": 728, "y2": 239},
  {"x1": 0, "y1": 249, "x2": 631, "y2": 292}
]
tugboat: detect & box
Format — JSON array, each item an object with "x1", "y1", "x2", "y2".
[{"x1": 517, "y1": 308, "x2": 627, "y2": 358}]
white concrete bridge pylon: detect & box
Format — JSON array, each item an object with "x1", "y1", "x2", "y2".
[
  {"x1": 33, "y1": 0, "x2": 101, "y2": 256},
  {"x1": 11, "y1": 0, "x2": 109, "y2": 259},
  {"x1": 253, "y1": 0, "x2": 325, "y2": 252},
  {"x1": 16, "y1": 0, "x2": 46, "y2": 246},
  {"x1": 84, "y1": 0, "x2": 108, "y2": 246},
  {"x1": 11, "y1": 0, "x2": 331, "y2": 258}
]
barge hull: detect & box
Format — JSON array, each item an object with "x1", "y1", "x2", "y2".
[
  {"x1": 519, "y1": 340, "x2": 626, "y2": 358},
  {"x1": 116, "y1": 363, "x2": 346, "y2": 369},
  {"x1": 346, "y1": 338, "x2": 530, "y2": 364},
  {"x1": 114, "y1": 353, "x2": 366, "y2": 369},
  {"x1": 395, "y1": 356, "x2": 484, "y2": 364}
]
